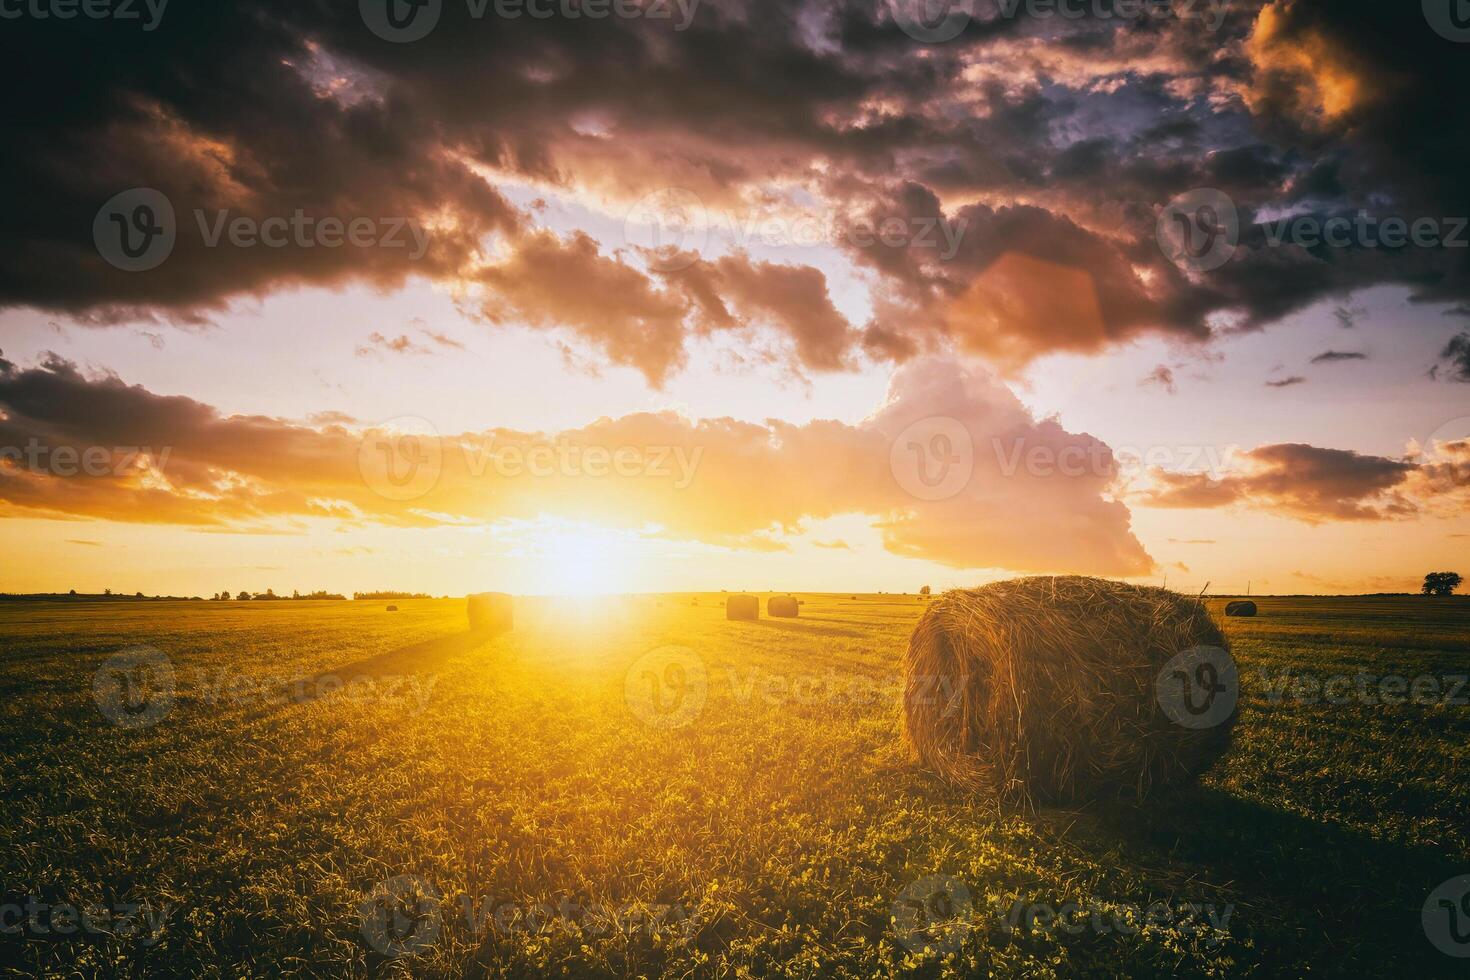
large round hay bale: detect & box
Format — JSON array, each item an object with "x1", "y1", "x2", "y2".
[
  {"x1": 1224, "y1": 599, "x2": 1257, "y2": 617},
  {"x1": 386, "y1": 605, "x2": 398, "y2": 612},
  {"x1": 902, "y1": 576, "x2": 1236, "y2": 803},
  {"x1": 768, "y1": 595, "x2": 799, "y2": 617},
  {"x1": 467, "y1": 592, "x2": 514, "y2": 633},
  {"x1": 726, "y1": 594, "x2": 759, "y2": 620}
]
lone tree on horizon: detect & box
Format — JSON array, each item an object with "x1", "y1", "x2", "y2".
[{"x1": 1422, "y1": 572, "x2": 1463, "y2": 596}]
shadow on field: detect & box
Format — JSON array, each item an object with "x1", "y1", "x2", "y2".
[
  {"x1": 793, "y1": 614, "x2": 904, "y2": 627},
  {"x1": 1053, "y1": 787, "x2": 1458, "y2": 973},
  {"x1": 741, "y1": 619, "x2": 868, "y2": 639},
  {"x1": 322, "y1": 628, "x2": 493, "y2": 682},
  {"x1": 208, "y1": 629, "x2": 500, "y2": 730}
]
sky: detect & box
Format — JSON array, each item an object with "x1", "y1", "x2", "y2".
[{"x1": 1, "y1": 0, "x2": 1468, "y2": 596}]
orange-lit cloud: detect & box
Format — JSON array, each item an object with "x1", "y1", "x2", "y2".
[
  {"x1": 1246, "y1": 1, "x2": 1378, "y2": 124},
  {"x1": 0, "y1": 352, "x2": 1152, "y2": 576},
  {"x1": 467, "y1": 232, "x2": 858, "y2": 386}
]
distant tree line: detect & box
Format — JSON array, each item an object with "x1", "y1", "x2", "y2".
[
  {"x1": 353, "y1": 591, "x2": 431, "y2": 600},
  {"x1": 6, "y1": 590, "x2": 204, "y2": 601},
  {"x1": 209, "y1": 589, "x2": 346, "y2": 601}
]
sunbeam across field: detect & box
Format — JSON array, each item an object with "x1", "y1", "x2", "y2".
[{"x1": 1, "y1": 594, "x2": 1467, "y2": 975}]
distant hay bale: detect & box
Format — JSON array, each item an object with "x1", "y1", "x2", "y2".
[
  {"x1": 1224, "y1": 600, "x2": 1257, "y2": 617},
  {"x1": 768, "y1": 595, "x2": 799, "y2": 617},
  {"x1": 726, "y1": 594, "x2": 759, "y2": 620},
  {"x1": 902, "y1": 576, "x2": 1236, "y2": 804},
  {"x1": 467, "y1": 592, "x2": 514, "y2": 634},
  {"x1": 386, "y1": 605, "x2": 398, "y2": 612}
]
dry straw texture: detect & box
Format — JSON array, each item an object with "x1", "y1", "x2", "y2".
[
  {"x1": 768, "y1": 596, "x2": 799, "y2": 617},
  {"x1": 726, "y1": 594, "x2": 759, "y2": 620},
  {"x1": 902, "y1": 576, "x2": 1235, "y2": 804}
]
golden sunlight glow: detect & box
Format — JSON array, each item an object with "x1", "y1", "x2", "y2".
[{"x1": 526, "y1": 524, "x2": 643, "y2": 596}]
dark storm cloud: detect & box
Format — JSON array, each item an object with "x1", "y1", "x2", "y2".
[
  {"x1": 0, "y1": 4, "x2": 523, "y2": 321},
  {"x1": 1432, "y1": 332, "x2": 1470, "y2": 383},
  {"x1": 1140, "y1": 443, "x2": 1422, "y2": 522},
  {"x1": 2, "y1": 0, "x2": 1468, "y2": 375}
]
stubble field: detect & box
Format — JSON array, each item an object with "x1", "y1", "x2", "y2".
[{"x1": 1, "y1": 593, "x2": 1467, "y2": 977}]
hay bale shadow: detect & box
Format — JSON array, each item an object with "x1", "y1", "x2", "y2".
[
  {"x1": 321, "y1": 629, "x2": 491, "y2": 683},
  {"x1": 208, "y1": 630, "x2": 495, "y2": 730},
  {"x1": 1045, "y1": 786, "x2": 1459, "y2": 974},
  {"x1": 741, "y1": 619, "x2": 866, "y2": 640}
]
